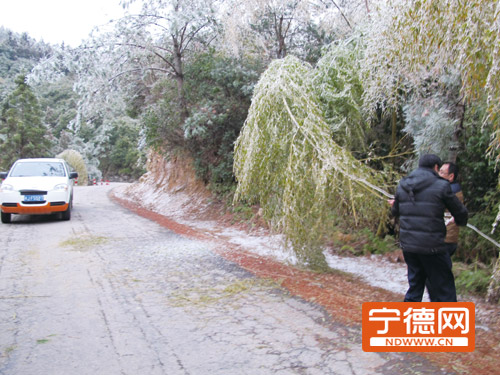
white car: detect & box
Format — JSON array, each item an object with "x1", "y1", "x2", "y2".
[{"x1": 0, "y1": 158, "x2": 78, "y2": 223}]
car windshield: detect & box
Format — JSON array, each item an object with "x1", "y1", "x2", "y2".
[{"x1": 10, "y1": 162, "x2": 66, "y2": 177}]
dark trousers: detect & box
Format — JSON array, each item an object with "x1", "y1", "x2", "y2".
[
  {"x1": 425, "y1": 243, "x2": 457, "y2": 301},
  {"x1": 403, "y1": 250, "x2": 457, "y2": 302}
]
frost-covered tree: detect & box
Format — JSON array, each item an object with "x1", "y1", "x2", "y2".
[
  {"x1": 363, "y1": 0, "x2": 499, "y2": 151},
  {"x1": 57, "y1": 149, "x2": 89, "y2": 185},
  {"x1": 222, "y1": 0, "x2": 331, "y2": 61},
  {"x1": 181, "y1": 51, "x2": 263, "y2": 190},
  {"x1": 32, "y1": 0, "x2": 220, "y2": 127},
  {"x1": 234, "y1": 56, "x2": 389, "y2": 269},
  {"x1": 401, "y1": 72, "x2": 462, "y2": 164},
  {"x1": 0, "y1": 28, "x2": 52, "y2": 103},
  {"x1": 99, "y1": 117, "x2": 145, "y2": 180},
  {"x1": 107, "y1": 0, "x2": 221, "y2": 120},
  {"x1": 29, "y1": 0, "x2": 221, "y2": 178},
  {"x1": 317, "y1": 0, "x2": 372, "y2": 36},
  {"x1": 402, "y1": 98, "x2": 456, "y2": 161},
  {"x1": 0, "y1": 75, "x2": 52, "y2": 169}
]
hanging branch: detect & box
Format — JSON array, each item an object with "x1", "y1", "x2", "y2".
[
  {"x1": 234, "y1": 56, "x2": 390, "y2": 269},
  {"x1": 329, "y1": 0, "x2": 353, "y2": 30}
]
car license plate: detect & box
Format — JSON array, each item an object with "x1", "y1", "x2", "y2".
[{"x1": 24, "y1": 195, "x2": 44, "y2": 202}]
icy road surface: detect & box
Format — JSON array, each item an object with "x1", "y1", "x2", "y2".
[{"x1": 0, "y1": 184, "x2": 448, "y2": 374}]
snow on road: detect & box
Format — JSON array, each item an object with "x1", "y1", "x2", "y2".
[{"x1": 113, "y1": 182, "x2": 412, "y2": 299}]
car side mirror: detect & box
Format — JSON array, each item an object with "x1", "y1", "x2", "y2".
[
  {"x1": 69, "y1": 172, "x2": 79, "y2": 179},
  {"x1": 0, "y1": 172, "x2": 7, "y2": 179}
]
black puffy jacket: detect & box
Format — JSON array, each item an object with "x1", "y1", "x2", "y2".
[{"x1": 391, "y1": 167, "x2": 468, "y2": 254}]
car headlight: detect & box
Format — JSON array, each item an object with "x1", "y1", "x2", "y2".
[
  {"x1": 0, "y1": 184, "x2": 14, "y2": 193},
  {"x1": 54, "y1": 183, "x2": 69, "y2": 191}
]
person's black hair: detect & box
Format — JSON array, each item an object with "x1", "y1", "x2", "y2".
[
  {"x1": 443, "y1": 162, "x2": 459, "y2": 182},
  {"x1": 418, "y1": 154, "x2": 442, "y2": 169}
]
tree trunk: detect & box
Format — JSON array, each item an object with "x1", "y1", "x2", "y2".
[
  {"x1": 276, "y1": 15, "x2": 287, "y2": 59},
  {"x1": 487, "y1": 256, "x2": 500, "y2": 304},
  {"x1": 449, "y1": 99, "x2": 466, "y2": 163},
  {"x1": 172, "y1": 36, "x2": 189, "y2": 121},
  {"x1": 391, "y1": 109, "x2": 397, "y2": 152}
]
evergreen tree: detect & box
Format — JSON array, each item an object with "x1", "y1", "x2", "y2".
[{"x1": 0, "y1": 74, "x2": 52, "y2": 169}]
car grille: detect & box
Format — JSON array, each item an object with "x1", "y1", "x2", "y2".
[
  {"x1": 20, "y1": 190, "x2": 48, "y2": 195},
  {"x1": 22, "y1": 201, "x2": 47, "y2": 205},
  {"x1": 1, "y1": 203, "x2": 17, "y2": 207}
]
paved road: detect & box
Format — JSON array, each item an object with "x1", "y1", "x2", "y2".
[{"x1": 0, "y1": 184, "x2": 450, "y2": 374}]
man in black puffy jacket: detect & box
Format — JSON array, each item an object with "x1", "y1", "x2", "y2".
[{"x1": 391, "y1": 154, "x2": 468, "y2": 302}]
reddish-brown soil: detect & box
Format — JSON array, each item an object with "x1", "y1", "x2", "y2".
[{"x1": 111, "y1": 192, "x2": 500, "y2": 375}]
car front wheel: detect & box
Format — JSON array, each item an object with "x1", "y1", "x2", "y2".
[
  {"x1": 61, "y1": 205, "x2": 71, "y2": 221},
  {"x1": 61, "y1": 198, "x2": 72, "y2": 221},
  {"x1": 1, "y1": 212, "x2": 11, "y2": 224}
]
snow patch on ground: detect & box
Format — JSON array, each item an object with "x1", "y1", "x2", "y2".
[
  {"x1": 325, "y1": 253, "x2": 407, "y2": 295},
  {"x1": 117, "y1": 180, "x2": 204, "y2": 220},
  {"x1": 113, "y1": 182, "x2": 412, "y2": 298},
  {"x1": 218, "y1": 227, "x2": 298, "y2": 265}
]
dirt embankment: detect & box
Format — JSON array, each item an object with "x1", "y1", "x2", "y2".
[{"x1": 113, "y1": 151, "x2": 500, "y2": 375}]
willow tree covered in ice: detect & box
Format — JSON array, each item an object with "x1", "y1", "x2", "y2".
[
  {"x1": 312, "y1": 35, "x2": 368, "y2": 152},
  {"x1": 233, "y1": 56, "x2": 389, "y2": 269}
]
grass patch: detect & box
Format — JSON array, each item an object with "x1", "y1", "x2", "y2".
[
  {"x1": 60, "y1": 235, "x2": 109, "y2": 251},
  {"x1": 36, "y1": 334, "x2": 57, "y2": 345},
  {"x1": 170, "y1": 278, "x2": 282, "y2": 307},
  {"x1": 330, "y1": 228, "x2": 399, "y2": 256},
  {"x1": 454, "y1": 262, "x2": 492, "y2": 297},
  {"x1": 3, "y1": 345, "x2": 16, "y2": 356}
]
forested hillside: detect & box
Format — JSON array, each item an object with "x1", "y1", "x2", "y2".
[
  {"x1": 0, "y1": 28, "x2": 51, "y2": 101},
  {"x1": 0, "y1": 28, "x2": 145, "y2": 181},
  {"x1": 1, "y1": 0, "x2": 500, "y2": 302}
]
